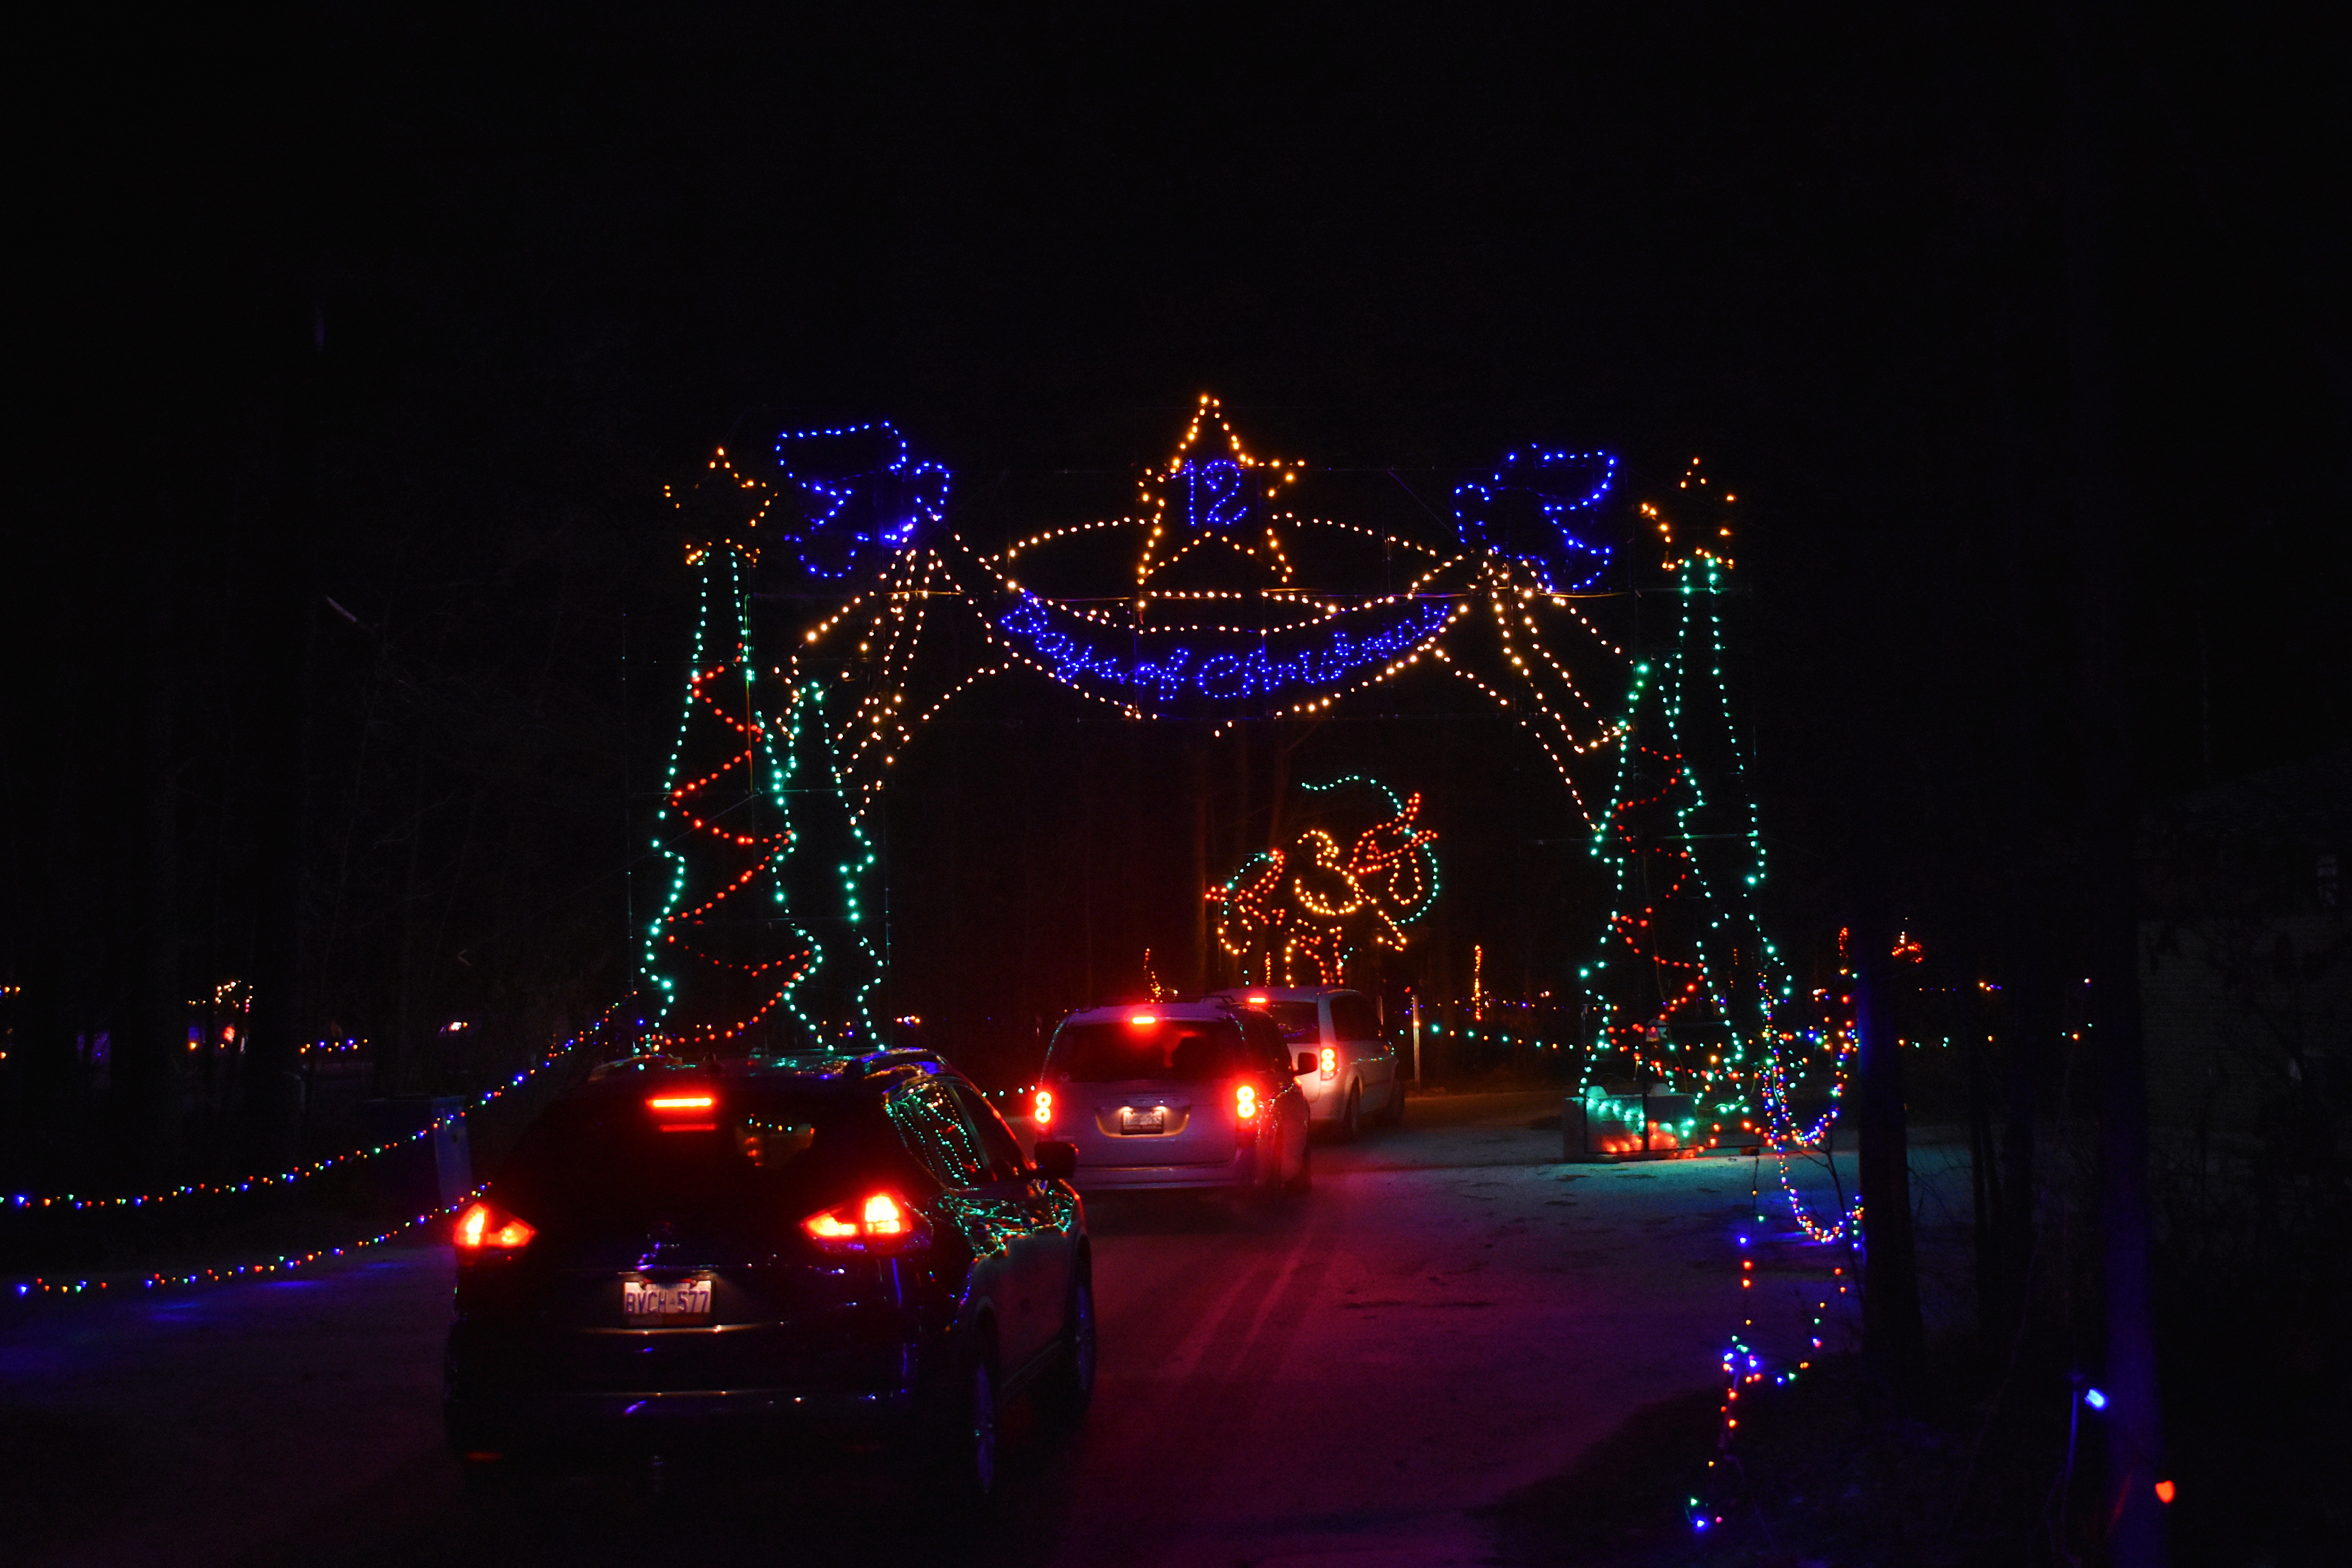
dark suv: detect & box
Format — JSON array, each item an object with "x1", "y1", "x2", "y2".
[{"x1": 444, "y1": 1049, "x2": 1093, "y2": 1499}]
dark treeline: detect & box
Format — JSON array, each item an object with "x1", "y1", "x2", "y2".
[{"x1": 4, "y1": 5, "x2": 2342, "y2": 1556}]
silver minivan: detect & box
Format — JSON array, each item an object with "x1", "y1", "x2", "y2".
[
  {"x1": 1203, "y1": 986, "x2": 1401, "y2": 1139},
  {"x1": 1028, "y1": 1002, "x2": 1313, "y2": 1193}
]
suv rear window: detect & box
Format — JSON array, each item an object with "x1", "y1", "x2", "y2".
[
  {"x1": 1048, "y1": 1018, "x2": 1249, "y2": 1082},
  {"x1": 493, "y1": 1086, "x2": 867, "y2": 1229}
]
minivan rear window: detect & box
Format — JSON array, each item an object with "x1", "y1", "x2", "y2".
[
  {"x1": 1261, "y1": 1002, "x2": 1321, "y2": 1042},
  {"x1": 1049, "y1": 1019, "x2": 1247, "y2": 1082}
]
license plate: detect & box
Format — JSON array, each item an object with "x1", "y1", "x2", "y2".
[
  {"x1": 623, "y1": 1277, "x2": 713, "y2": 1322},
  {"x1": 1119, "y1": 1107, "x2": 1166, "y2": 1134}
]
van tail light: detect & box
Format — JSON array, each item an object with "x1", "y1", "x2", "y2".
[
  {"x1": 1033, "y1": 1087, "x2": 1053, "y2": 1130},
  {"x1": 647, "y1": 1091, "x2": 718, "y2": 1132},
  {"x1": 1319, "y1": 1045, "x2": 1337, "y2": 1081},
  {"x1": 454, "y1": 1201, "x2": 536, "y2": 1252},
  {"x1": 802, "y1": 1191, "x2": 930, "y2": 1255},
  {"x1": 1234, "y1": 1081, "x2": 1265, "y2": 1149}
]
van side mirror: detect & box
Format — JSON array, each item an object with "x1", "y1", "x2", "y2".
[
  {"x1": 1032, "y1": 1139, "x2": 1078, "y2": 1181},
  {"x1": 1294, "y1": 1052, "x2": 1319, "y2": 1076}
]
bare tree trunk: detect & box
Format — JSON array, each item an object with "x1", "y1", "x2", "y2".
[
  {"x1": 1967, "y1": 1004, "x2": 2004, "y2": 1348},
  {"x1": 124, "y1": 540, "x2": 184, "y2": 1182},
  {"x1": 241, "y1": 300, "x2": 322, "y2": 1167},
  {"x1": 1855, "y1": 924, "x2": 1924, "y2": 1401},
  {"x1": 1995, "y1": 458, "x2": 2051, "y2": 1344},
  {"x1": 2063, "y1": 2, "x2": 2168, "y2": 1557},
  {"x1": 1191, "y1": 736, "x2": 1210, "y2": 993}
]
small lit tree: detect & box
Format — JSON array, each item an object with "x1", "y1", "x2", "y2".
[
  {"x1": 1577, "y1": 524, "x2": 1791, "y2": 1102},
  {"x1": 641, "y1": 542, "x2": 814, "y2": 1052}
]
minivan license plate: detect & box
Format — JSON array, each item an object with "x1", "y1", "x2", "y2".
[
  {"x1": 623, "y1": 1277, "x2": 713, "y2": 1322},
  {"x1": 1119, "y1": 1107, "x2": 1166, "y2": 1134}
]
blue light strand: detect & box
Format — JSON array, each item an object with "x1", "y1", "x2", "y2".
[
  {"x1": 995, "y1": 592, "x2": 1454, "y2": 706},
  {"x1": 771, "y1": 422, "x2": 949, "y2": 581},
  {"x1": 1183, "y1": 457, "x2": 1249, "y2": 532},
  {"x1": 1452, "y1": 446, "x2": 1618, "y2": 592}
]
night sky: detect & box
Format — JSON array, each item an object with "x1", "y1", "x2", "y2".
[{"x1": 6, "y1": 5, "x2": 2345, "y2": 1125}]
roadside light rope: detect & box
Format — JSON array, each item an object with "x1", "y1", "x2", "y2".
[
  {"x1": 7, "y1": 1007, "x2": 625, "y2": 1217},
  {"x1": 11, "y1": 1188, "x2": 487, "y2": 1299}
]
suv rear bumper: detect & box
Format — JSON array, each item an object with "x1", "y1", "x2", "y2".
[
  {"x1": 1068, "y1": 1144, "x2": 1256, "y2": 1191},
  {"x1": 446, "y1": 1384, "x2": 918, "y2": 1456}
]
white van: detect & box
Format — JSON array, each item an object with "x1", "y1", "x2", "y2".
[{"x1": 1202, "y1": 986, "x2": 1401, "y2": 1139}]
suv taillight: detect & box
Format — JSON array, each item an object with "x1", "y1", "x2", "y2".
[
  {"x1": 802, "y1": 1192, "x2": 930, "y2": 1255},
  {"x1": 1319, "y1": 1045, "x2": 1337, "y2": 1081},
  {"x1": 1236, "y1": 1083, "x2": 1258, "y2": 1120},
  {"x1": 454, "y1": 1201, "x2": 535, "y2": 1252},
  {"x1": 1033, "y1": 1087, "x2": 1054, "y2": 1130}
]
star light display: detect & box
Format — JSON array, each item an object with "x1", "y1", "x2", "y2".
[
  {"x1": 1207, "y1": 775, "x2": 1439, "y2": 986},
  {"x1": 1132, "y1": 396, "x2": 1304, "y2": 588}
]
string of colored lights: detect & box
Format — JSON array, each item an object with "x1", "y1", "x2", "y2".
[
  {"x1": 1602, "y1": 457, "x2": 1857, "y2": 1533},
  {"x1": 775, "y1": 672, "x2": 888, "y2": 1047},
  {"x1": 11, "y1": 1189, "x2": 485, "y2": 1299},
  {"x1": 1754, "y1": 932, "x2": 1865, "y2": 1245},
  {"x1": 797, "y1": 547, "x2": 977, "y2": 829},
  {"x1": 7, "y1": 1010, "x2": 621, "y2": 1216},
  {"x1": 1694, "y1": 1212, "x2": 1852, "y2": 1534}
]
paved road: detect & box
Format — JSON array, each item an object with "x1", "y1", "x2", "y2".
[{"x1": 4, "y1": 1090, "x2": 1910, "y2": 1567}]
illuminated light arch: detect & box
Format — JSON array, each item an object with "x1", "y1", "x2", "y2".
[
  {"x1": 652, "y1": 401, "x2": 1826, "y2": 1174},
  {"x1": 783, "y1": 397, "x2": 1633, "y2": 836}
]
